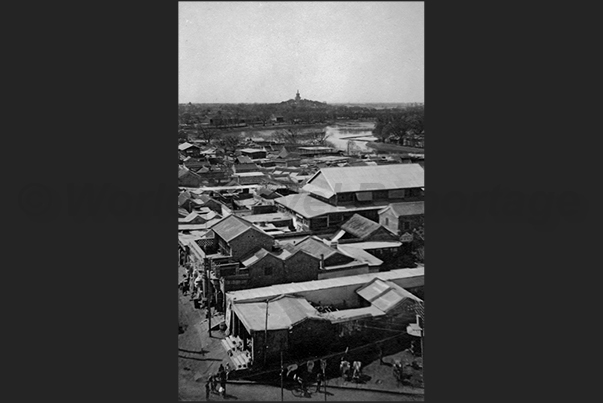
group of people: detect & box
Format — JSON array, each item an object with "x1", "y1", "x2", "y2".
[
  {"x1": 205, "y1": 363, "x2": 230, "y2": 399},
  {"x1": 339, "y1": 359, "x2": 362, "y2": 382},
  {"x1": 290, "y1": 373, "x2": 322, "y2": 394},
  {"x1": 179, "y1": 264, "x2": 203, "y2": 301}
]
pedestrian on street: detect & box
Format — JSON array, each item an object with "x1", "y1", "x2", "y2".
[
  {"x1": 210, "y1": 375, "x2": 217, "y2": 392},
  {"x1": 219, "y1": 376, "x2": 226, "y2": 397},
  {"x1": 315, "y1": 371, "x2": 323, "y2": 393},
  {"x1": 205, "y1": 378, "x2": 211, "y2": 400}
]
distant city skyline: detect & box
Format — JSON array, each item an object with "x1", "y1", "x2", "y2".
[{"x1": 179, "y1": 2, "x2": 424, "y2": 104}]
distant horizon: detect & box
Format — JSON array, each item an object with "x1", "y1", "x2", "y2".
[
  {"x1": 179, "y1": 2, "x2": 424, "y2": 104},
  {"x1": 178, "y1": 99, "x2": 424, "y2": 105}
]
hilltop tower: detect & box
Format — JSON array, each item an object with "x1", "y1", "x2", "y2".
[{"x1": 295, "y1": 90, "x2": 301, "y2": 102}]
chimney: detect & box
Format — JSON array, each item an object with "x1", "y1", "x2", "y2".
[{"x1": 330, "y1": 240, "x2": 338, "y2": 249}]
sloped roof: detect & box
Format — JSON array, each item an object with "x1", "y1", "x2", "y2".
[
  {"x1": 233, "y1": 295, "x2": 322, "y2": 331},
  {"x1": 179, "y1": 212, "x2": 200, "y2": 223},
  {"x1": 240, "y1": 248, "x2": 271, "y2": 267},
  {"x1": 337, "y1": 245, "x2": 383, "y2": 267},
  {"x1": 302, "y1": 163, "x2": 424, "y2": 194},
  {"x1": 338, "y1": 241, "x2": 402, "y2": 250},
  {"x1": 326, "y1": 306, "x2": 385, "y2": 324},
  {"x1": 178, "y1": 167, "x2": 190, "y2": 178},
  {"x1": 302, "y1": 183, "x2": 335, "y2": 199},
  {"x1": 237, "y1": 155, "x2": 254, "y2": 164},
  {"x1": 178, "y1": 142, "x2": 198, "y2": 151},
  {"x1": 227, "y1": 267, "x2": 425, "y2": 303},
  {"x1": 381, "y1": 201, "x2": 424, "y2": 217},
  {"x1": 356, "y1": 278, "x2": 422, "y2": 313},
  {"x1": 210, "y1": 214, "x2": 259, "y2": 242},
  {"x1": 274, "y1": 193, "x2": 339, "y2": 218},
  {"x1": 290, "y1": 236, "x2": 342, "y2": 260},
  {"x1": 240, "y1": 148, "x2": 266, "y2": 154},
  {"x1": 234, "y1": 163, "x2": 259, "y2": 171},
  {"x1": 178, "y1": 190, "x2": 192, "y2": 206},
  {"x1": 341, "y1": 214, "x2": 382, "y2": 239}
]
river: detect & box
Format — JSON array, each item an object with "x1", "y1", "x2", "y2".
[
  {"x1": 324, "y1": 120, "x2": 377, "y2": 153},
  {"x1": 234, "y1": 120, "x2": 377, "y2": 153}
]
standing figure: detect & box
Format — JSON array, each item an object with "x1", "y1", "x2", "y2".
[
  {"x1": 219, "y1": 375, "x2": 226, "y2": 397},
  {"x1": 205, "y1": 378, "x2": 211, "y2": 399},
  {"x1": 315, "y1": 371, "x2": 323, "y2": 393}
]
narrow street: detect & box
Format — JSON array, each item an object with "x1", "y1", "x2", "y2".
[
  {"x1": 179, "y1": 280, "x2": 424, "y2": 401},
  {"x1": 179, "y1": 381, "x2": 424, "y2": 401}
]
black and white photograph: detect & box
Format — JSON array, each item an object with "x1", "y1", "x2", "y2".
[{"x1": 178, "y1": 2, "x2": 424, "y2": 400}]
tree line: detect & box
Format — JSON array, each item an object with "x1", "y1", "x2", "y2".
[
  {"x1": 178, "y1": 102, "x2": 415, "y2": 128},
  {"x1": 372, "y1": 106, "x2": 424, "y2": 145}
]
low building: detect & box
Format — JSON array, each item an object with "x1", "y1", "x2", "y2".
[
  {"x1": 239, "y1": 245, "x2": 320, "y2": 289},
  {"x1": 288, "y1": 236, "x2": 370, "y2": 279},
  {"x1": 178, "y1": 142, "x2": 201, "y2": 157},
  {"x1": 178, "y1": 168, "x2": 204, "y2": 188},
  {"x1": 224, "y1": 269, "x2": 424, "y2": 369},
  {"x1": 243, "y1": 212, "x2": 293, "y2": 229},
  {"x1": 233, "y1": 172, "x2": 266, "y2": 185},
  {"x1": 297, "y1": 146, "x2": 341, "y2": 157},
  {"x1": 233, "y1": 163, "x2": 260, "y2": 173},
  {"x1": 240, "y1": 148, "x2": 267, "y2": 160},
  {"x1": 332, "y1": 213, "x2": 399, "y2": 243},
  {"x1": 275, "y1": 164, "x2": 424, "y2": 232},
  {"x1": 378, "y1": 201, "x2": 424, "y2": 235}
]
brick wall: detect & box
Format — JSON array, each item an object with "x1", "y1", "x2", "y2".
[
  {"x1": 229, "y1": 229, "x2": 274, "y2": 261},
  {"x1": 283, "y1": 252, "x2": 320, "y2": 283}
]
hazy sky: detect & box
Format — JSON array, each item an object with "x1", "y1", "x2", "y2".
[{"x1": 179, "y1": 2, "x2": 424, "y2": 104}]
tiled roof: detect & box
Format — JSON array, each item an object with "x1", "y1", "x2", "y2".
[
  {"x1": 233, "y1": 296, "x2": 322, "y2": 332},
  {"x1": 289, "y1": 236, "x2": 341, "y2": 260},
  {"x1": 227, "y1": 268, "x2": 425, "y2": 304},
  {"x1": 356, "y1": 278, "x2": 422, "y2": 313},
  {"x1": 302, "y1": 163, "x2": 424, "y2": 194},
  {"x1": 381, "y1": 201, "x2": 424, "y2": 217},
  {"x1": 341, "y1": 214, "x2": 381, "y2": 239},
  {"x1": 209, "y1": 214, "x2": 264, "y2": 242}
]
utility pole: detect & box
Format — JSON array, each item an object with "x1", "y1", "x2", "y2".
[
  {"x1": 205, "y1": 258, "x2": 212, "y2": 337},
  {"x1": 280, "y1": 350, "x2": 284, "y2": 401},
  {"x1": 323, "y1": 361, "x2": 327, "y2": 401},
  {"x1": 264, "y1": 298, "x2": 269, "y2": 367}
]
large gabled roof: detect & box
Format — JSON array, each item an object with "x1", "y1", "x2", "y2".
[{"x1": 302, "y1": 163, "x2": 424, "y2": 194}]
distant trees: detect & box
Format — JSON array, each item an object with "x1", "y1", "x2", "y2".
[
  {"x1": 272, "y1": 128, "x2": 301, "y2": 144},
  {"x1": 177, "y1": 102, "x2": 407, "y2": 134},
  {"x1": 372, "y1": 106, "x2": 424, "y2": 145},
  {"x1": 220, "y1": 134, "x2": 240, "y2": 153},
  {"x1": 192, "y1": 126, "x2": 216, "y2": 143}
]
